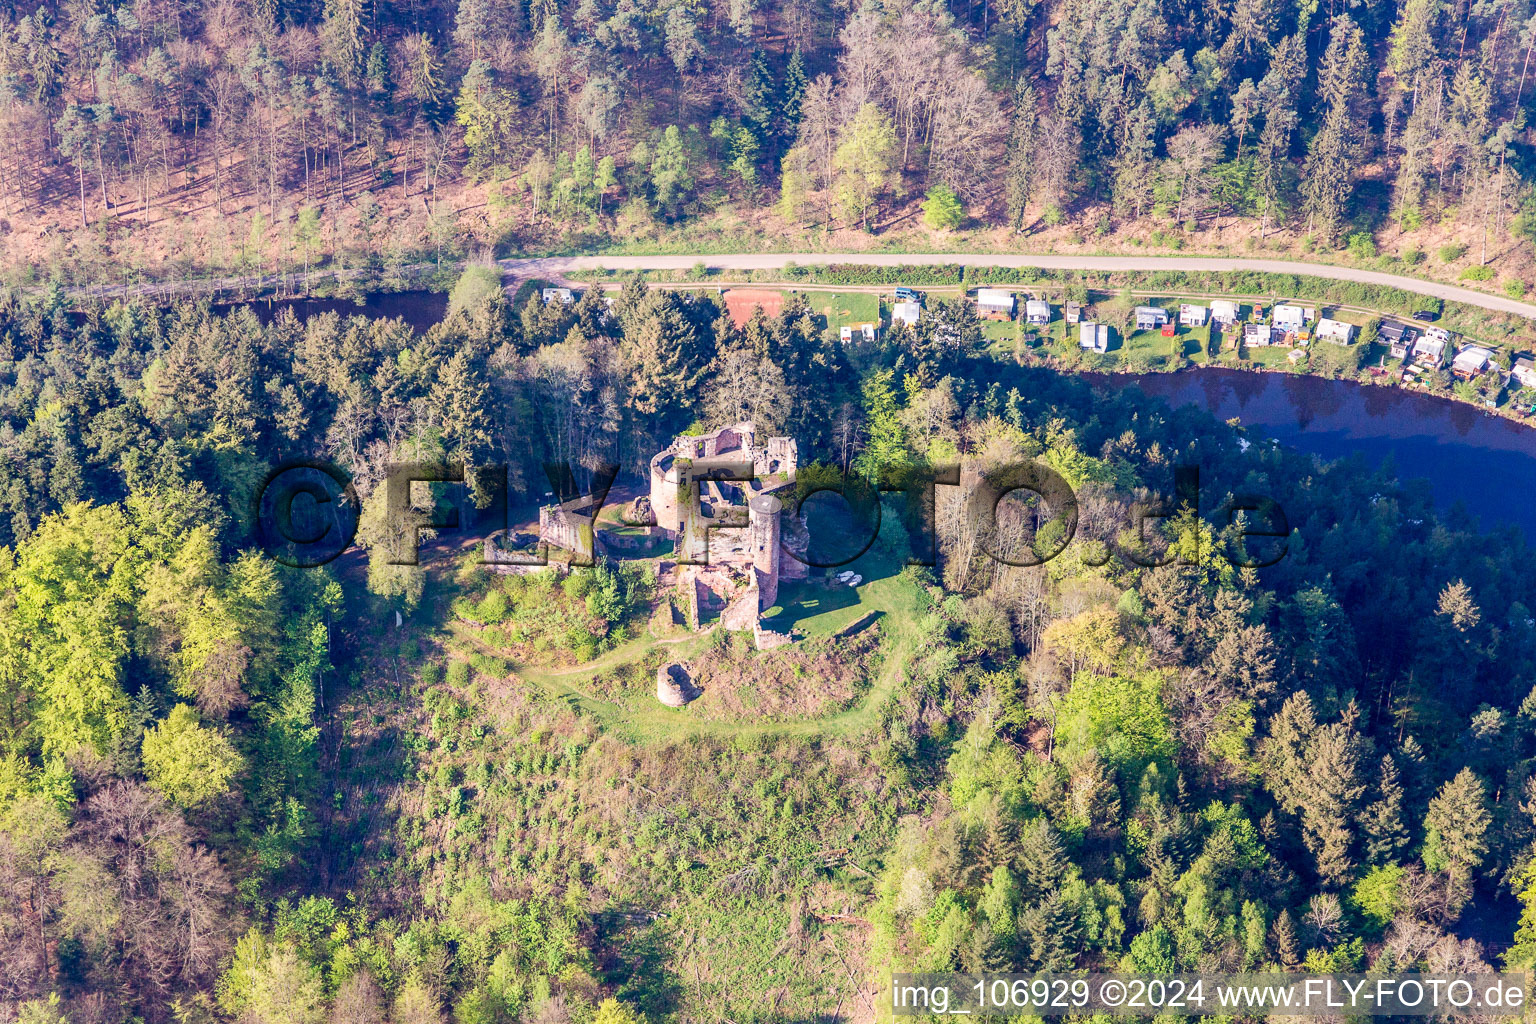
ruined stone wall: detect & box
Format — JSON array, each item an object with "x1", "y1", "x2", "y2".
[{"x1": 538, "y1": 503, "x2": 595, "y2": 561}]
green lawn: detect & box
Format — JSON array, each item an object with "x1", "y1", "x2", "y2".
[
  {"x1": 1250, "y1": 343, "x2": 1302, "y2": 367},
  {"x1": 799, "y1": 290, "x2": 881, "y2": 334},
  {"x1": 1121, "y1": 327, "x2": 1181, "y2": 366}
]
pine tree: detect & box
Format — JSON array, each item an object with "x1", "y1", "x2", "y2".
[
  {"x1": 1004, "y1": 79, "x2": 1038, "y2": 230},
  {"x1": 1361, "y1": 755, "x2": 1410, "y2": 864},
  {"x1": 1020, "y1": 890, "x2": 1080, "y2": 970},
  {"x1": 1112, "y1": 100, "x2": 1157, "y2": 220},
  {"x1": 1015, "y1": 819, "x2": 1067, "y2": 901},
  {"x1": 743, "y1": 48, "x2": 775, "y2": 143},
  {"x1": 779, "y1": 50, "x2": 807, "y2": 138},
  {"x1": 1297, "y1": 718, "x2": 1368, "y2": 885},
  {"x1": 1423, "y1": 768, "x2": 1491, "y2": 885},
  {"x1": 1271, "y1": 908, "x2": 1301, "y2": 968},
  {"x1": 1261, "y1": 691, "x2": 1318, "y2": 814}
]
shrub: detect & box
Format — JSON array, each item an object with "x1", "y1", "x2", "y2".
[
  {"x1": 1458, "y1": 264, "x2": 1495, "y2": 281},
  {"x1": 1042, "y1": 204, "x2": 1064, "y2": 227},
  {"x1": 1505, "y1": 279, "x2": 1528, "y2": 299},
  {"x1": 447, "y1": 264, "x2": 505, "y2": 317},
  {"x1": 447, "y1": 661, "x2": 470, "y2": 688},
  {"x1": 476, "y1": 590, "x2": 510, "y2": 623},
  {"x1": 1438, "y1": 242, "x2": 1468, "y2": 262},
  {"x1": 1345, "y1": 232, "x2": 1378, "y2": 259},
  {"x1": 1401, "y1": 246, "x2": 1424, "y2": 265},
  {"x1": 920, "y1": 184, "x2": 963, "y2": 230},
  {"x1": 469, "y1": 652, "x2": 511, "y2": 678}
]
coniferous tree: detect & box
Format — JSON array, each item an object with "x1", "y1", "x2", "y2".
[
  {"x1": 1271, "y1": 908, "x2": 1301, "y2": 968},
  {"x1": 1423, "y1": 768, "x2": 1492, "y2": 892},
  {"x1": 1004, "y1": 79, "x2": 1038, "y2": 230},
  {"x1": 1361, "y1": 755, "x2": 1410, "y2": 864}
]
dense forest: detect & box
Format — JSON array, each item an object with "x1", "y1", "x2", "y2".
[
  {"x1": 6, "y1": 0, "x2": 1536, "y2": 281},
  {"x1": 2, "y1": 269, "x2": 1536, "y2": 1022}
]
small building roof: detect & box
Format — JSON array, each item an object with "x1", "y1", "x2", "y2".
[
  {"x1": 1315, "y1": 317, "x2": 1355, "y2": 343},
  {"x1": 1135, "y1": 305, "x2": 1168, "y2": 318},
  {"x1": 1210, "y1": 300, "x2": 1240, "y2": 318},
  {"x1": 892, "y1": 300, "x2": 920, "y2": 325},
  {"x1": 1414, "y1": 336, "x2": 1448, "y2": 360},
  {"x1": 1452, "y1": 345, "x2": 1493, "y2": 373},
  {"x1": 976, "y1": 288, "x2": 1015, "y2": 306}
]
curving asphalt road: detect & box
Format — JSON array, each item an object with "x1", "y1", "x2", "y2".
[{"x1": 499, "y1": 252, "x2": 1536, "y2": 322}]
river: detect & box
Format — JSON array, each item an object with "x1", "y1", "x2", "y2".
[
  {"x1": 215, "y1": 289, "x2": 447, "y2": 333},
  {"x1": 1097, "y1": 367, "x2": 1536, "y2": 539}
]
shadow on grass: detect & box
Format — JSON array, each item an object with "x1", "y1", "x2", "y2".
[{"x1": 763, "y1": 580, "x2": 861, "y2": 633}]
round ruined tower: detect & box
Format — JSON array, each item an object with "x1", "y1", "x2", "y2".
[
  {"x1": 648, "y1": 453, "x2": 685, "y2": 534},
  {"x1": 748, "y1": 493, "x2": 782, "y2": 611}
]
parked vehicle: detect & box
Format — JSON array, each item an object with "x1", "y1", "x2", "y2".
[
  {"x1": 1413, "y1": 310, "x2": 1439, "y2": 322},
  {"x1": 895, "y1": 286, "x2": 919, "y2": 303}
]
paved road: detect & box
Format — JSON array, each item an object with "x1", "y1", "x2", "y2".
[{"x1": 500, "y1": 252, "x2": 1536, "y2": 321}]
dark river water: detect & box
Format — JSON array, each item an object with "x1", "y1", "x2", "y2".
[
  {"x1": 1097, "y1": 368, "x2": 1536, "y2": 539},
  {"x1": 215, "y1": 289, "x2": 448, "y2": 333}
]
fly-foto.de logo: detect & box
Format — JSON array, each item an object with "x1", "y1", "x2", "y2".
[{"x1": 253, "y1": 458, "x2": 1289, "y2": 572}]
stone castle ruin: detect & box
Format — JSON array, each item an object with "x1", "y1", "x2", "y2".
[
  {"x1": 648, "y1": 422, "x2": 809, "y2": 650},
  {"x1": 533, "y1": 422, "x2": 809, "y2": 658}
]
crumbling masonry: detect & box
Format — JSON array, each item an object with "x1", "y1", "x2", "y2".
[{"x1": 648, "y1": 422, "x2": 808, "y2": 649}]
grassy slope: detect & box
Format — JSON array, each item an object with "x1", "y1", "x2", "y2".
[{"x1": 491, "y1": 546, "x2": 923, "y2": 746}]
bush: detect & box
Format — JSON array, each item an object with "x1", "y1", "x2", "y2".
[
  {"x1": 1042, "y1": 205, "x2": 1064, "y2": 227},
  {"x1": 1401, "y1": 246, "x2": 1424, "y2": 266},
  {"x1": 476, "y1": 590, "x2": 510, "y2": 623},
  {"x1": 446, "y1": 661, "x2": 470, "y2": 688},
  {"x1": 1345, "y1": 232, "x2": 1378, "y2": 259},
  {"x1": 920, "y1": 184, "x2": 963, "y2": 230},
  {"x1": 1505, "y1": 279, "x2": 1528, "y2": 299},
  {"x1": 469, "y1": 652, "x2": 511, "y2": 678},
  {"x1": 1439, "y1": 242, "x2": 1468, "y2": 263},
  {"x1": 447, "y1": 264, "x2": 505, "y2": 317},
  {"x1": 1458, "y1": 264, "x2": 1495, "y2": 281}
]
